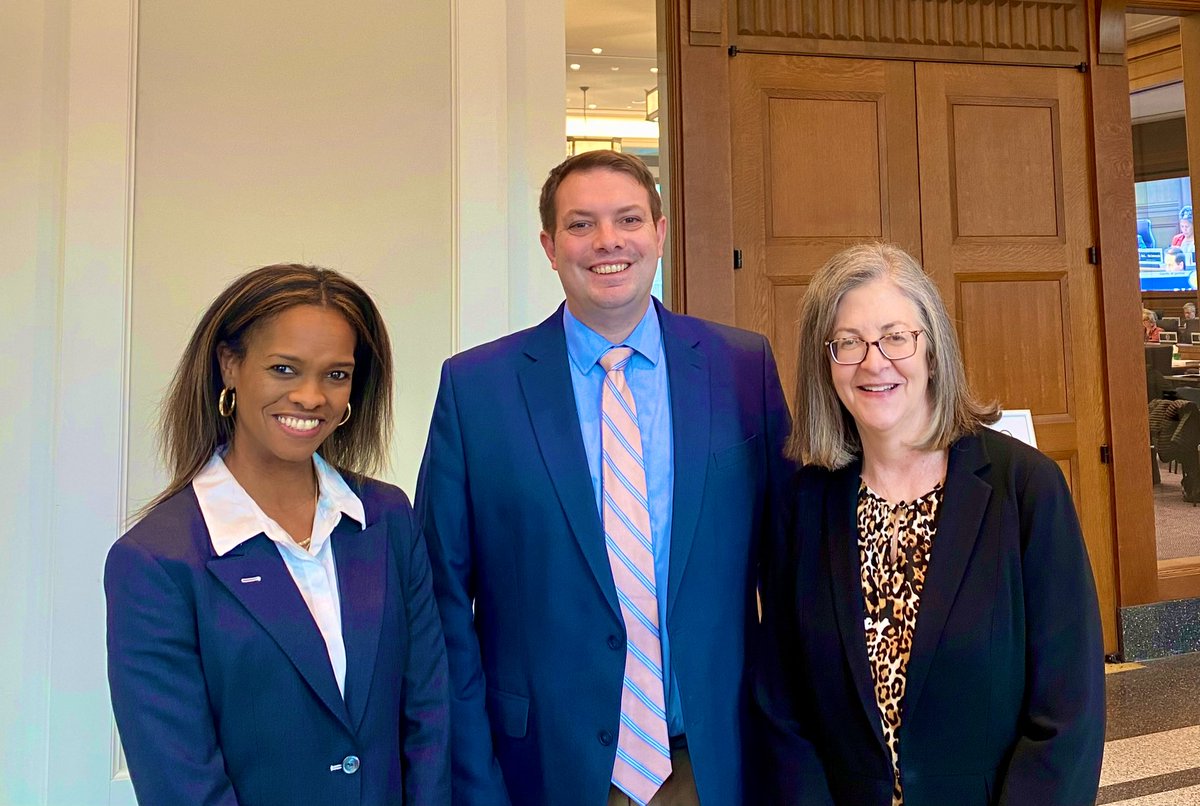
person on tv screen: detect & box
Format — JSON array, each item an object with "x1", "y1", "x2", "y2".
[
  {"x1": 1171, "y1": 206, "x2": 1194, "y2": 249},
  {"x1": 1167, "y1": 246, "x2": 1187, "y2": 272}
]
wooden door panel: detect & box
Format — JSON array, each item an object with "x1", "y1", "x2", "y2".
[
  {"x1": 732, "y1": 54, "x2": 920, "y2": 407},
  {"x1": 917, "y1": 62, "x2": 1117, "y2": 650},
  {"x1": 958, "y1": 277, "x2": 1070, "y2": 415},
  {"x1": 952, "y1": 104, "x2": 1062, "y2": 237}
]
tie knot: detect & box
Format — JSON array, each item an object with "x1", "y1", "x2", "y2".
[{"x1": 600, "y1": 346, "x2": 635, "y2": 373}]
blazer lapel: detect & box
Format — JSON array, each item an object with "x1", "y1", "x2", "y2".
[
  {"x1": 334, "y1": 514, "x2": 388, "y2": 733},
  {"x1": 518, "y1": 309, "x2": 619, "y2": 616},
  {"x1": 661, "y1": 307, "x2": 711, "y2": 620},
  {"x1": 902, "y1": 434, "x2": 992, "y2": 724},
  {"x1": 207, "y1": 535, "x2": 352, "y2": 731},
  {"x1": 825, "y1": 461, "x2": 888, "y2": 754}
]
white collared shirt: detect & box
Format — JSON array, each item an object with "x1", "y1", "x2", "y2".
[{"x1": 193, "y1": 450, "x2": 366, "y2": 697}]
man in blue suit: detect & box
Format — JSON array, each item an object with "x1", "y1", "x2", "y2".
[{"x1": 415, "y1": 151, "x2": 792, "y2": 806}]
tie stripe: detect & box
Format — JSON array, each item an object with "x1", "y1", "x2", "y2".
[{"x1": 600, "y1": 346, "x2": 671, "y2": 806}]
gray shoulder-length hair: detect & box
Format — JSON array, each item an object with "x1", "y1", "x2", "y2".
[{"x1": 786, "y1": 242, "x2": 999, "y2": 469}]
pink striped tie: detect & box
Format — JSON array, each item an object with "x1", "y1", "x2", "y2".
[{"x1": 600, "y1": 347, "x2": 672, "y2": 805}]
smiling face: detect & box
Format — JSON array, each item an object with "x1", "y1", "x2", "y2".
[
  {"x1": 218, "y1": 304, "x2": 356, "y2": 472},
  {"x1": 828, "y1": 279, "x2": 933, "y2": 450},
  {"x1": 539, "y1": 167, "x2": 667, "y2": 342}
]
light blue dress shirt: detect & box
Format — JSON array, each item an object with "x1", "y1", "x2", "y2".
[{"x1": 563, "y1": 301, "x2": 683, "y2": 736}]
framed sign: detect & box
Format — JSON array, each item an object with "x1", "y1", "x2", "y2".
[{"x1": 987, "y1": 409, "x2": 1038, "y2": 448}]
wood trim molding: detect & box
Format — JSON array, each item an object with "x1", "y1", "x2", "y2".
[
  {"x1": 729, "y1": 0, "x2": 1087, "y2": 66},
  {"x1": 1098, "y1": 0, "x2": 1127, "y2": 66},
  {"x1": 1088, "y1": 0, "x2": 1161, "y2": 610},
  {"x1": 1157, "y1": 558, "x2": 1200, "y2": 601},
  {"x1": 1129, "y1": 0, "x2": 1200, "y2": 11},
  {"x1": 1128, "y1": 27, "x2": 1183, "y2": 91}
]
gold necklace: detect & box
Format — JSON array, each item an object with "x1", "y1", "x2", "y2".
[{"x1": 294, "y1": 480, "x2": 319, "y2": 553}]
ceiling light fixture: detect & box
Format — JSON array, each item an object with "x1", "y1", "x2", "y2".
[
  {"x1": 650, "y1": 67, "x2": 659, "y2": 74},
  {"x1": 591, "y1": 47, "x2": 603, "y2": 54},
  {"x1": 611, "y1": 66, "x2": 620, "y2": 71},
  {"x1": 570, "y1": 63, "x2": 581, "y2": 70}
]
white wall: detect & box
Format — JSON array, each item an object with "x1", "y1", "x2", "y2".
[
  {"x1": 0, "y1": 0, "x2": 564, "y2": 800},
  {"x1": 0, "y1": 0, "x2": 66, "y2": 802},
  {"x1": 126, "y1": 0, "x2": 457, "y2": 505}
]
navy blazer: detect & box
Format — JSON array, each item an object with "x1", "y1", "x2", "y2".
[
  {"x1": 756, "y1": 429, "x2": 1105, "y2": 806},
  {"x1": 414, "y1": 301, "x2": 792, "y2": 806},
  {"x1": 105, "y1": 477, "x2": 450, "y2": 806}
]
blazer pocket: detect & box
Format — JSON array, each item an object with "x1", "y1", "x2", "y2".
[
  {"x1": 712, "y1": 434, "x2": 761, "y2": 470},
  {"x1": 486, "y1": 688, "x2": 529, "y2": 738}
]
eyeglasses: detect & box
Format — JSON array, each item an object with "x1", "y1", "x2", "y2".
[{"x1": 825, "y1": 330, "x2": 924, "y2": 365}]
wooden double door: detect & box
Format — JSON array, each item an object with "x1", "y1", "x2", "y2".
[{"x1": 730, "y1": 54, "x2": 1118, "y2": 650}]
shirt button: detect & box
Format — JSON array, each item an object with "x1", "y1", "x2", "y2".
[
  {"x1": 607, "y1": 635, "x2": 622, "y2": 650},
  {"x1": 341, "y1": 755, "x2": 360, "y2": 775},
  {"x1": 598, "y1": 730, "x2": 614, "y2": 746}
]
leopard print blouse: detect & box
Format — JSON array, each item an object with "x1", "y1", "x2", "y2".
[{"x1": 857, "y1": 481, "x2": 943, "y2": 806}]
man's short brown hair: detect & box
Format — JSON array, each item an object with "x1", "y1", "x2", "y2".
[{"x1": 538, "y1": 150, "x2": 662, "y2": 234}]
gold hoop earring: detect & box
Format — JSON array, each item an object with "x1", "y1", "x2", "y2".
[
  {"x1": 218, "y1": 387, "x2": 236, "y2": 417},
  {"x1": 337, "y1": 402, "x2": 352, "y2": 427}
]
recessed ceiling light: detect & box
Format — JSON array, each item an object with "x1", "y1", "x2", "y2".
[
  {"x1": 650, "y1": 67, "x2": 659, "y2": 74},
  {"x1": 569, "y1": 63, "x2": 581, "y2": 70},
  {"x1": 588, "y1": 103, "x2": 597, "y2": 109},
  {"x1": 633, "y1": 99, "x2": 644, "y2": 104},
  {"x1": 612, "y1": 66, "x2": 620, "y2": 71},
  {"x1": 591, "y1": 47, "x2": 603, "y2": 54}
]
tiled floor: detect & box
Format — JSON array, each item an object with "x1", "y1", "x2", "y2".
[{"x1": 1098, "y1": 652, "x2": 1200, "y2": 805}]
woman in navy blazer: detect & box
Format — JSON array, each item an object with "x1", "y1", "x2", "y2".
[
  {"x1": 105, "y1": 264, "x2": 449, "y2": 806},
  {"x1": 757, "y1": 244, "x2": 1104, "y2": 805}
]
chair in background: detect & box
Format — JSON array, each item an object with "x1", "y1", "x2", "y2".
[
  {"x1": 1163, "y1": 316, "x2": 1182, "y2": 332},
  {"x1": 1138, "y1": 218, "x2": 1156, "y2": 249}
]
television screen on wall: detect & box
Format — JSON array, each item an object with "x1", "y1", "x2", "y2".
[{"x1": 1136, "y1": 176, "x2": 1196, "y2": 292}]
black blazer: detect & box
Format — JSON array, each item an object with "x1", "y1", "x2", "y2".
[{"x1": 756, "y1": 429, "x2": 1105, "y2": 806}]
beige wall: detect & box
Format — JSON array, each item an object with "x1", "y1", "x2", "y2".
[
  {"x1": 127, "y1": 0, "x2": 455, "y2": 505},
  {"x1": 0, "y1": 0, "x2": 564, "y2": 801}
]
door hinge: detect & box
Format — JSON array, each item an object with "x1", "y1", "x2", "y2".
[
  {"x1": 1087, "y1": 245, "x2": 1099, "y2": 265},
  {"x1": 728, "y1": 44, "x2": 739, "y2": 57},
  {"x1": 733, "y1": 249, "x2": 743, "y2": 270},
  {"x1": 1100, "y1": 444, "x2": 1111, "y2": 464}
]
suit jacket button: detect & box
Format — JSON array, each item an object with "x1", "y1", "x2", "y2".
[
  {"x1": 607, "y1": 635, "x2": 622, "y2": 650},
  {"x1": 341, "y1": 755, "x2": 360, "y2": 775},
  {"x1": 598, "y1": 730, "x2": 613, "y2": 746}
]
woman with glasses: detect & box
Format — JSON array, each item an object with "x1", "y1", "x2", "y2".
[
  {"x1": 105, "y1": 264, "x2": 449, "y2": 806},
  {"x1": 756, "y1": 244, "x2": 1104, "y2": 806}
]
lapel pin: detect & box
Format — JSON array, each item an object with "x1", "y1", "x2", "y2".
[{"x1": 240, "y1": 576, "x2": 262, "y2": 584}]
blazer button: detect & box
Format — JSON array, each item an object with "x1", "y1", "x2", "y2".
[
  {"x1": 341, "y1": 755, "x2": 360, "y2": 775},
  {"x1": 607, "y1": 635, "x2": 622, "y2": 650},
  {"x1": 598, "y1": 730, "x2": 614, "y2": 746}
]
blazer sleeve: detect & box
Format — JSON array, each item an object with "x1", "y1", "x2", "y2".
[
  {"x1": 998, "y1": 456, "x2": 1106, "y2": 805},
  {"x1": 753, "y1": 471, "x2": 835, "y2": 806},
  {"x1": 414, "y1": 360, "x2": 513, "y2": 806},
  {"x1": 758, "y1": 332, "x2": 796, "y2": 608},
  {"x1": 105, "y1": 535, "x2": 240, "y2": 806},
  {"x1": 393, "y1": 505, "x2": 452, "y2": 806}
]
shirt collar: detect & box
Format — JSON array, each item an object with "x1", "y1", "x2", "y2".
[
  {"x1": 563, "y1": 299, "x2": 662, "y2": 374},
  {"x1": 193, "y1": 450, "x2": 365, "y2": 557}
]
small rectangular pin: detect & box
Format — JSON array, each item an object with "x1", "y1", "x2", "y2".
[
  {"x1": 329, "y1": 763, "x2": 342, "y2": 772},
  {"x1": 240, "y1": 576, "x2": 262, "y2": 584}
]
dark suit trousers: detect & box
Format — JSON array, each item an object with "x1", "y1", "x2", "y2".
[{"x1": 607, "y1": 748, "x2": 700, "y2": 806}]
